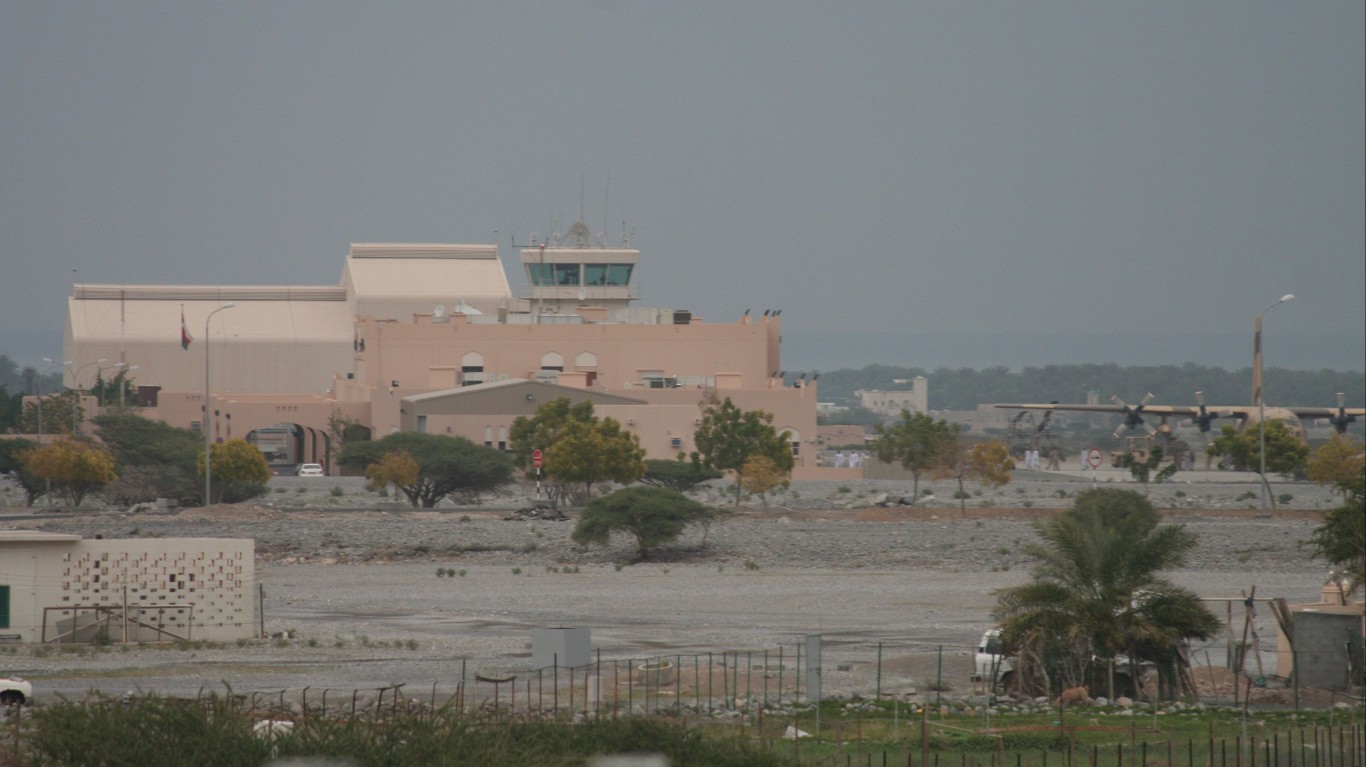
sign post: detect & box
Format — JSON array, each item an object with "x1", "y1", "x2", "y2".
[
  {"x1": 532, "y1": 449, "x2": 544, "y2": 496},
  {"x1": 1086, "y1": 447, "x2": 1103, "y2": 488}
]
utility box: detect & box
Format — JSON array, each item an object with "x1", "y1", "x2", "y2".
[{"x1": 532, "y1": 627, "x2": 591, "y2": 669}]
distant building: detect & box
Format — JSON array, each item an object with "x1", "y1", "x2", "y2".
[
  {"x1": 62, "y1": 229, "x2": 821, "y2": 474},
  {"x1": 856, "y1": 376, "x2": 928, "y2": 419},
  {"x1": 0, "y1": 532, "x2": 256, "y2": 644}
]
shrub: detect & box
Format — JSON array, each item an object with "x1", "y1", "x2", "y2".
[{"x1": 330, "y1": 485, "x2": 345, "y2": 497}]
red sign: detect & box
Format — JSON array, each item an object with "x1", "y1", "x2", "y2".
[{"x1": 532, "y1": 449, "x2": 544, "y2": 469}]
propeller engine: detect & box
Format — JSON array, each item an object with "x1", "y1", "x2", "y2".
[
  {"x1": 1183, "y1": 390, "x2": 1219, "y2": 434},
  {"x1": 1111, "y1": 393, "x2": 1156, "y2": 438},
  {"x1": 1327, "y1": 392, "x2": 1357, "y2": 434}
]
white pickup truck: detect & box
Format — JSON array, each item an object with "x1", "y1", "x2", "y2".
[
  {"x1": 970, "y1": 629, "x2": 1145, "y2": 699},
  {"x1": 1, "y1": 676, "x2": 32, "y2": 706}
]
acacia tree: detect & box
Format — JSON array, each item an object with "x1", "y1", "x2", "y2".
[
  {"x1": 1306, "y1": 434, "x2": 1366, "y2": 499},
  {"x1": 341, "y1": 432, "x2": 513, "y2": 508},
  {"x1": 1120, "y1": 444, "x2": 1178, "y2": 496},
  {"x1": 197, "y1": 438, "x2": 273, "y2": 504},
  {"x1": 326, "y1": 409, "x2": 369, "y2": 476},
  {"x1": 0, "y1": 437, "x2": 45, "y2": 506},
  {"x1": 1309, "y1": 473, "x2": 1365, "y2": 593},
  {"x1": 1207, "y1": 421, "x2": 1309, "y2": 508},
  {"x1": 639, "y1": 458, "x2": 723, "y2": 492},
  {"x1": 20, "y1": 439, "x2": 118, "y2": 508},
  {"x1": 692, "y1": 396, "x2": 794, "y2": 504},
  {"x1": 993, "y1": 489, "x2": 1221, "y2": 700},
  {"x1": 571, "y1": 486, "x2": 723, "y2": 560},
  {"x1": 544, "y1": 417, "x2": 646, "y2": 503},
  {"x1": 739, "y1": 454, "x2": 789, "y2": 507},
  {"x1": 365, "y1": 449, "x2": 420, "y2": 499},
  {"x1": 870, "y1": 410, "x2": 956, "y2": 504},
  {"x1": 92, "y1": 412, "x2": 200, "y2": 505},
  {"x1": 948, "y1": 438, "x2": 1014, "y2": 516}
]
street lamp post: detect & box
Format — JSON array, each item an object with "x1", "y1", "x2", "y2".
[
  {"x1": 70, "y1": 359, "x2": 108, "y2": 434},
  {"x1": 204, "y1": 303, "x2": 236, "y2": 506},
  {"x1": 113, "y1": 363, "x2": 140, "y2": 409},
  {"x1": 1254, "y1": 294, "x2": 1294, "y2": 512}
]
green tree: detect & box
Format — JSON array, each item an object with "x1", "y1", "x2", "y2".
[
  {"x1": 1207, "y1": 421, "x2": 1309, "y2": 508},
  {"x1": 1305, "y1": 434, "x2": 1366, "y2": 499},
  {"x1": 993, "y1": 489, "x2": 1221, "y2": 700},
  {"x1": 197, "y1": 438, "x2": 273, "y2": 504},
  {"x1": 949, "y1": 438, "x2": 1014, "y2": 516},
  {"x1": 92, "y1": 412, "x2": 201, "y2": 505},
  {"x1": 0, "y1": 385, "x2": 23, "y2": 431},
  {"x1": 21, "y1": 439, "x2": 119, "y2": 508},
  {"x1": 88, "y1": 370, "x2": 137, "y2": 409},
  {"x1": 1120, "y1": 444, "x2": 1178, "y2": 496},
  {"x1": 638, "y1": 458, "x2": 723, "y2": 493},
  {"x1": 340, "y1": 432, "x2": 513, "y2": 508},
  {"x1": 0, "y1": 437, "x2": 45, "y2": 506},
  {"x1": 365, "y1": 450, "x2": 420, "y2": 498},
  {"x1": 692, "y1": 396, "x2": 794, "y2": 505},
  {"x1": 508, "y1": 398, "x2": 598, "y2": 471},
  {"x1": 1308, "y1": 473, "x2": 1366, "y2": 593},
  {"x1": 544, "y1": 417, "x2": 646, "y2": 503},
  {"x1": 571, "y1": 486, "x2": 723, "y2": 559},
  {"x1": 870, "y1": 410, "x2": 956, "y2": 504},
  {"x1": 19, "y1": 391, "x2": 83, "y2": 436},
  {"x1": 326, "y1": 409, "x2": 369, "y2": 476}
]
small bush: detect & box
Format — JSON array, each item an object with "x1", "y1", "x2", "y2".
[
  {"x1": 953, "y1": 490, "x2": 971, "y2": 499},
  {"x1": 743, "y1": 559, "x2": 760, "y2": 571},
  {"x1": 330, "y1": 485, "x2": 345, "y2": 497},
  {"x1": 511, "y1": 567, "x2": 522, "y2": 575},
  {"x1": 1174, "y1": 490, "x2": 1186, "y2": 498},
  {"x1": 1278, "y1": 493, "x2": 1293, "y2": 505},
  {"x1": 457, "y1": 569, "x2": 467, "y2": 577}
]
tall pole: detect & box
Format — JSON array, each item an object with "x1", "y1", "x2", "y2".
[
  {"x1": 1255, "y1": 294, "x2": 1294, "y2": 512},
  {"x1": 203, "y1": 303, "x2": 236, "y2": 506},
  {"x1": 71, "y1": 359, "x2": 107, "y2": 435}
]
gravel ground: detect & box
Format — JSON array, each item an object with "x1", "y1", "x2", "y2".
[{"x1": 0, "y1": 473, "x2": 1345, "y2": 706}]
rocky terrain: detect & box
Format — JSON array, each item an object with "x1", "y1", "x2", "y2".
[{"x1": 0, "y1": 473, "x2": 1348, "y2": 709}]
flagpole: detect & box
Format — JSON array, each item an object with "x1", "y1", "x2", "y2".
[{"x1": 203, "y1": 303, "x2": 235, "y2": 506}]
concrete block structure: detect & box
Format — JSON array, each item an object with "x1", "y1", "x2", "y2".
[
  {"x1": 61, "y1": 229, "x2": 825, "y2": 476},
  {"x1": 0, "y1": 532, "x2": 256, "y2": 644}
]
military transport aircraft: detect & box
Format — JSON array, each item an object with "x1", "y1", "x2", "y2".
[{"x1": 994, "y1": 390, "x2": 1362, "y2": 444}]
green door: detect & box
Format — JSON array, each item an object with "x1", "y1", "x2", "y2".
[{"x1": 0, "y1": 585, "x2": 9, "y2": 629}]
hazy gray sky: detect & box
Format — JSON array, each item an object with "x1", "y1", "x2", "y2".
[{"x1": 3, "y1": 2, "x2": 1362, "y2": 375}]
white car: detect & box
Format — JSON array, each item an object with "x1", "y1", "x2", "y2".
[
  {"x1": 1, "y1": 676, "x2": 32, "y2": 706},
  {"x1": 296, "y1": 464, "x2": 325, "y2": 477}
]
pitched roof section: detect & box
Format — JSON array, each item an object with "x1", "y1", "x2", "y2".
[{"x1": 343, "y1": 243, "x2": 511, "y2": 320}]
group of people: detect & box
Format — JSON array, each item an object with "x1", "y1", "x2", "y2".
[
  {"x1": 832, "y1": 450, "x2": 867, "y2": 468},
  {"x1": 1021, "y1": 446, "x2": 1062, "y2": 470}
]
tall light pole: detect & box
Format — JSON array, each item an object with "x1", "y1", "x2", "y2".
[
  {"x1": 204, "y1": 303, "x2": 236, "y2": 506},
  {"x1": 113, "y1": 363, "x2": 140, "y2": 409},
  {"x1": 70, "y1": 359, "x2": 108, "y2": 435},
  {"x1": 1254, "y1": 293, "x2": 1294, "y2": 512}
]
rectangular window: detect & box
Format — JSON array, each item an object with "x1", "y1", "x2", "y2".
[
  {"x1": 554, "y1": 264, "x2": 580, "y2": 286},
  {"x1": 416, "y1": 415, "x2": 428, "y2": 433},
  {"x1": 0, "y1": 585, "x2": 9, "y2": 629},
  {"x1": 527, "y1": 263, "x2": 554, "y2": 286},
  {"x1": 585, "y1": 263, "x2": 633, "y2": 286}
]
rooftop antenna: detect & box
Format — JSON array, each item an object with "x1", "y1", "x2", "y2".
[{"x1": 602, "y1": 173, "x2": 610, "y2": 246}]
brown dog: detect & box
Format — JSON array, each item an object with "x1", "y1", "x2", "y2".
[{"x1": 1054, "y1": 685, "x2": 1092, "y2": 706}]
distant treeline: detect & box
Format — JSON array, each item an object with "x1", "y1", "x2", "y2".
[
  {"x1": 803, "y1": 363, "x2": 1366, "y2": 412},
  {"x1": 0, "y1": 354, "x2": 63, "y2": 396}
]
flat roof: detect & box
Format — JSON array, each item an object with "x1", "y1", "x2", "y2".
[{"x1": 0, "y1": 531, "x2": 83, "y2": 543}]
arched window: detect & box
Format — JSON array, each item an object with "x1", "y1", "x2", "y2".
[
  {"x1": 574, "y1": 351, "x2": 598, "y2": 370},
  {"x1": 540, "y1": 352, "x2": 564, "y2": 372},
  {"x1": 461, "y1": 352, "x2": 484, "y2": 372},
  {"x1": 498, "y1": 426, "x2": 509, "y2": 451},
  {"x1": 483, "y1": 426, "x2": 494, "y2": 448},
  {"x1": 782, "y1": 427, "x2": 801, "y2": 457}
]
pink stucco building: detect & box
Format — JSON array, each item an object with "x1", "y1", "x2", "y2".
[{"x1": 62, "y1": 233, "x2": 821, "y2": 476}]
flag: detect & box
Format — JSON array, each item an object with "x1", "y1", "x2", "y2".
[{"x1": 181, "y1": 306, "x2": 193, "y2": 350}]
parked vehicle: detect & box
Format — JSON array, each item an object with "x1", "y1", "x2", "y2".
[
  {"x1": 1, "y1": 676, "x2": 32, "y2": 706},
  {"x1": 296, "y1": 463, "x2": 325, "y2": 477},
  {"x1": 971, "y1": 629, "x2": 1148, "y2": 699}
]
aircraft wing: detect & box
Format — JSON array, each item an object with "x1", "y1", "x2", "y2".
[
  {"x1": 993, "y1": 403, "x2": 1218, "y2": 417},
  {"x1": 1282, "y1": 406, "x2": 1366, "y2": 419}
]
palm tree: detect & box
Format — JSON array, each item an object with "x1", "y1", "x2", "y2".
[{"x1": 992, "y1": 488, "x2": 1221, "y2": 700}]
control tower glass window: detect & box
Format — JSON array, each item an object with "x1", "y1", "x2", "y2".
[
  {"x1": 528, "y1": 263, "x2": 554, "y2": 286},
  {"x1": 584, "y1": 264, "x2": 633, "y2": 286},
  {"x1": 553, "y1": 264, "x2": 581, "y2": 286}
]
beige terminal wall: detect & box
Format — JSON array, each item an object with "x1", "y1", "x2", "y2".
[{"x1": 0, "y1": 533, "x2": 256, "y2": 644}]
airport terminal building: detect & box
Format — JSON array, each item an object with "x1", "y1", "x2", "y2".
[{"x1": 62, "y1": 229, "x2": 819, "y2": 475}]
